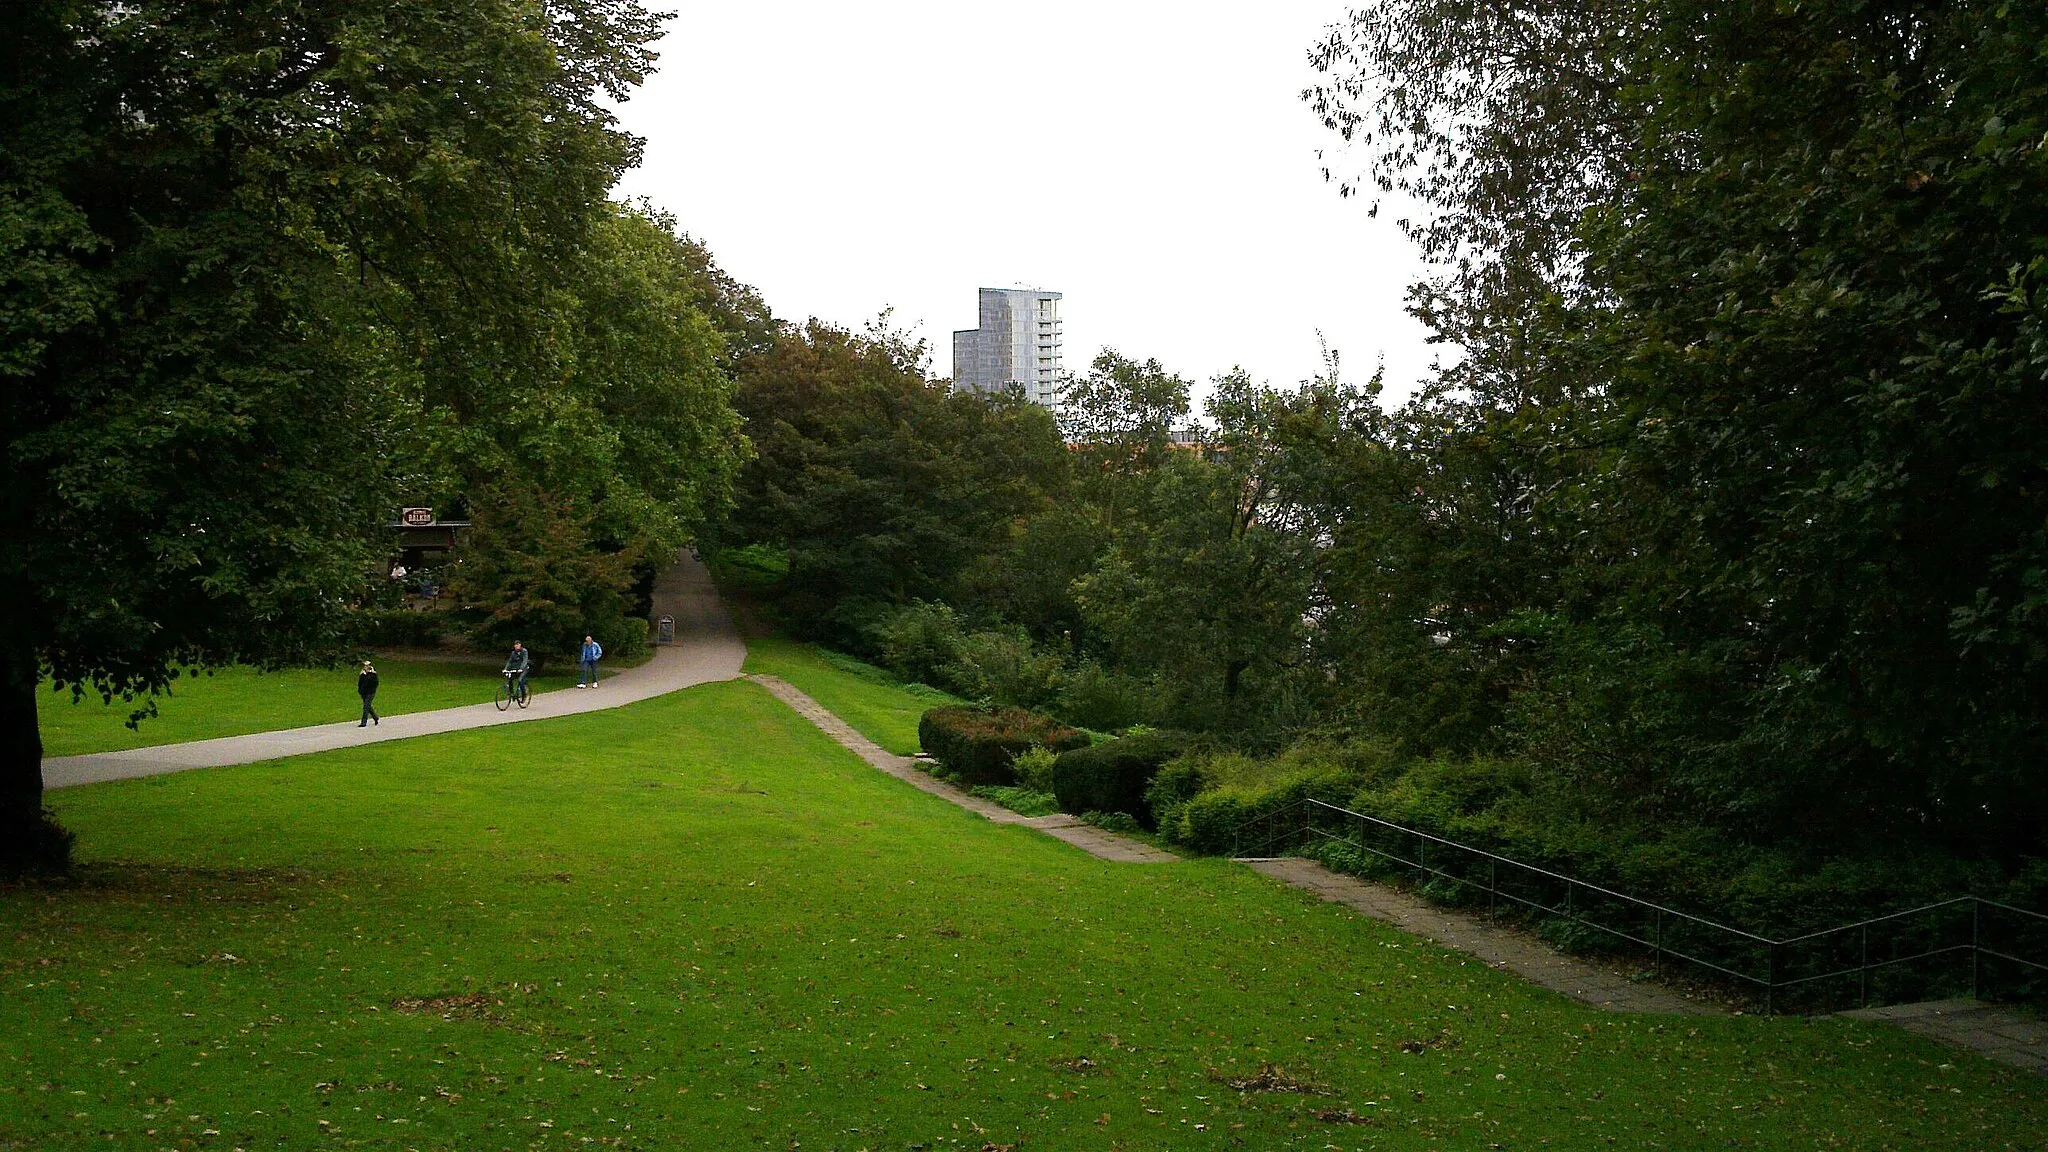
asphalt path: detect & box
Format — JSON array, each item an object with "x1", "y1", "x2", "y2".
[{"x1": 41, "y1": 554, "x2": 744, "y2": 790}]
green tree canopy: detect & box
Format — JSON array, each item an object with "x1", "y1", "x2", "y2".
[
  {"x1": 1, "y1": 0, "x2": 740, "y2": 867},
  {"x1": 720, "y1": 320, "x2": 1066, "y2": 643},
  {"x1": 1309, "y1": 0, "x2": 2048, "y2": 848}
]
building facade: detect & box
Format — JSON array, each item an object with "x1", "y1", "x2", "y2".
[{"x1": 951, "y1": 287, "x2": 1064, "y2": 408}]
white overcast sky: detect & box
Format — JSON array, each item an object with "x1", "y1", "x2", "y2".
[{"x1": 610, "y1": 0, "x2": 1440, "y2": 410}]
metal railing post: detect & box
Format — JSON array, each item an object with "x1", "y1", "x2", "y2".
[
  {"x1": 1859, "y1": 924, "x2": 1868, "y2": 1010},
  {"x1": 1972, "y1": 899, "x2": 1981, "y2": 1002},
  {"x1": 1233, "y1": 800, "x2": 2048, "y2": 1016}
]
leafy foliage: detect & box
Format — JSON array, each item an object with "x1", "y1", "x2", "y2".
[
  {"x1": 447, "y1": 482, "x2": 643, "y2": 665},
  {"x1": 720, "y1": 320, "x2": 1064, "y2": 644},
  {"x1": 3, "y1": 0, "x2": 743, "y2": 861},
  {"x1": 701, "y1": 0, "x2": 2048, "y2": 898},
  {"x1": 1049, "y1": 732, "x2": 1191, "y2": 828},
  {"x1": 917, "y1": 707, "x2": 1088, "y2": 787}
]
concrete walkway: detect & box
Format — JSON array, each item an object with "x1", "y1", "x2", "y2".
[
  {"x1": 1244, "y1": 856, "x2": 1719, "y2": 1014},
  {"x1": 1246, "y1": 858, "x2": 2048, "y2": 1073},
  {"x1": 42, "y1": 555, "x2": 745, "y2": 790},
  {"x1": 745, "y1": 674, "x2": 1177, "y2": 864},
  {"x1": 1842, "y1": 999, "x2": 2048, "y2": 1074}
]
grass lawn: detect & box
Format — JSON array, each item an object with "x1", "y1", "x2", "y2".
[
  {"x1": 741, "y1": 636, "x2": 959, "y2": 756},
  {"x1": 8, "y1": 681, "x2": 2046, "y2": 1150},
  {"x1": 37, "y1": 659, "x2": 597, "y2": 757}
]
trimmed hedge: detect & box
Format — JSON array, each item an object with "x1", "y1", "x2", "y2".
[
  {"x1": 1160, "y1": 769, "x2": 1358, "y2": 856},
  {"x1": 1050, "y1": 731, "x2": 1190, "y2": 829},
  {"x1": 918, "y1": 706, "x2": 1088, "y2": 787}
]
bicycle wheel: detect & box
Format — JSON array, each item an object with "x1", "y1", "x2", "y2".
[
  {"x1": 495, "y1": 679, "x2": 512, "y2": 711},
  {"x1": 516, "y1": 681, "x2": 531, "y2": 709}
]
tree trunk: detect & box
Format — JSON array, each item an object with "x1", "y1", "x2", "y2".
[
  {"x1": 0, "y1": 610, "x2": 61, "y2": 873},
  {"x1": 1224, "y1": 658, "x2": 1249, "y2": 700}
]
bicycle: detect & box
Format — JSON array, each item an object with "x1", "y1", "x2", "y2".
[{"x1": 495, "y1": 670, "x2": 531, "y2": 711}]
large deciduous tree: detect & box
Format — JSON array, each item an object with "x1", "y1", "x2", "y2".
[
  {"x1": 0, "y1": 0, "x2": 727, "y2": 869},
  {"x1": 1309, "y1": 0, "x2": 2048, "y2": 848},
  {"x1": 721, "y1": 320, "x2": 1065, "y2": 643}
]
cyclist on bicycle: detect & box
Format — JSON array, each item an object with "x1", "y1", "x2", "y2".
[{"x1": 502, "y1": 641, "x2": 531, "y2": 699}]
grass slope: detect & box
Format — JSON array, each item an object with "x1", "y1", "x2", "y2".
[
  {"x1": 38, "y1": 660, "x2": 589, "y2": 757},
  {"x1": 4, "y1": 681, "x2": 2040, "y2": 1150},
  {"x1": 741, "y1": 636, "x2": 958, "y2": 756}
]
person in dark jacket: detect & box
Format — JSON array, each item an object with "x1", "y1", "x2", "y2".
[
  {"x1": 357, "y1": 660, "x2": 380, "y2": 727},
  {"x1": 503, "y1": 642, "x2": 531, "y2": 698}
]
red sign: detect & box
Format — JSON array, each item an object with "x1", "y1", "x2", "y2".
[{"x1": 400, "y1": 507, "x2": 434, "y2": 526}]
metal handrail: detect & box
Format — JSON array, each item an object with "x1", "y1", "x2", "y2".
[
  {"x1": 1304, "y1": 799, "x2": 1776, "y2": 941},
  {"x1": 1229, "y1": 797, "x2": 2048, "y2": 1013}
]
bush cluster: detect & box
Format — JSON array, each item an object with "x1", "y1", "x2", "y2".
[
  {"x1": 918, "y1": 706, "x2": 1088, "y2": 787},
  {"x1": 850, "y1": 601, "x2": 1151, "y2": 731},
  {"x1": 349, "y1": 607, "x2": 448, "y2": 649},
  {"x1": 1149, "y1": 739, "x2": 2048, "y2": 966},
  {"x1": 1050, "y1": 731, "x2": 1190, "y2": 829}
]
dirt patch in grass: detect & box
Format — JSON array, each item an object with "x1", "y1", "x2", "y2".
[
  {"x1": 391, "y1": 992, "x2": 503, "y2": 1021},
  {"x1": 1212, "y1": 1063, "x2": 1330, "y2": 1095},
  {"x1": 1398, "y1": 1029, "x2": 1461, "y2": 1054}
]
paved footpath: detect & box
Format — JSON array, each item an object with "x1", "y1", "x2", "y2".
[
  {"x1": 1841, "y1": 999, "x2": 2048, "y2": 1075},
  {"x1": 1247, "y1": 858, "x2": 2048, "y2": 1073},
  {"x1": 42, "y1": 555, "x2": 745, "y2": 790},
  {"x1": 744, "y1": 674, "x2": 1176, "y2": 864},
  {"x1": 1245, "y1": 857, "x2": 1720, "y2": 1014}
]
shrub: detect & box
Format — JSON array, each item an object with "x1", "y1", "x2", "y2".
[
  {"x1": 1051, "y1": 731, "x2": 1191, "y2": 828},
  {"x1": 1053, "y1": 660, "x2": 1149, "y2": 730},
  {"x1": 1081, "y1": 810, "x2": 1144, "y2": 835},
  {"x1": 1164, "y1": 768, "x2": 1358, "y2": 856},
  {"x1": 1143, "y1": 754, "x2": 1213, "y2": 831},
  {"x1": 349, "y1": 607, "x2": 448, "y2": 648},
  {"x1": 862, "y1": 600, "x2": 966, "y2": 687},
  {"x1": 969, "y1": 785, "x2": 1061, "y2": 818},
  {"x1": 919, "y1": 706, "x2": 1088, "y2": 786},
  {"x1": 1363, "y1": 754, "x2": 1534, "y2": 826},
  {"x1": 948, "y1": 629, "x2": 1063, "y2": 708},
  {"x1": 1012, "y1": 745, "x2": 1058, "y2": 794},
  {"x1": 706, "y1": 543, "x2": 788, "y2": 593}
]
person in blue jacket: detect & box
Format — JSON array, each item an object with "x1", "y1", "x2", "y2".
[{"x1": 578, "y1": 635, "x2": 604, "y2": 688}]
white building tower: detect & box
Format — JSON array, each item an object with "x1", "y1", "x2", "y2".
[{"x1": 951, "y1": 287, "x2": 1064, "y2": 408}]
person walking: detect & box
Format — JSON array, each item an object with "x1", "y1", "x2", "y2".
[
  {"x1": 578, "y1": 634, "x2": 604, "y2": 688},
  {"x1": 356, "y1": 660, "x2": 380, "y2": 727}
]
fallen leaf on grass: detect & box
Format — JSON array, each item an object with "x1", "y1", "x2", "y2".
[
  {"x1": 1211, "y1": 1063, "x2": 1330, "y2": 1096},
  {"x1": 390, "y1": 993, "x2": 499, "y2": 1021}
]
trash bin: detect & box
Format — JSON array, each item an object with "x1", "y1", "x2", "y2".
[{"x1": 657, "y1": 615, "x2": 675, "y2": 644}]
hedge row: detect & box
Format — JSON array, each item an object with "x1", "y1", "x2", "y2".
[
  {"x1": 918, "y1": 706, "x2": 1088, "y2": 786},
  {"x1": 1050, "y1": 732, "x2": 1190, "y2": 828},
  {"x1": 1153, "y1": 769, "x2": 1360, "y2": 856}
]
